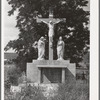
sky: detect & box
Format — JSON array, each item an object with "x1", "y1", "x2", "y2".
[
  {"x1": 3, "y1": 0, "x2": 19, "y2": 48},
  {"x1": 3, "y1": 0, "x2": 90, "y2": 52}
]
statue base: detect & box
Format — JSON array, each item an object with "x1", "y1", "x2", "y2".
[{"x1": 27, "y1": 60, "x2": 76, "y2": 84}]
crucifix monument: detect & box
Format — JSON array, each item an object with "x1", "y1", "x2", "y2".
[
  {"x1": 37, "y1": 9, "x2": 66, "y2": 60},
  {"x1": 27, "y1": 8, "x2": 76, "y2": 84}
]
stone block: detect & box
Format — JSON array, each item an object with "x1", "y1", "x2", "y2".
[
  {"x1": 27, "y1": 59, "x2": 76, "y2": 84},
  {"x1": 27, "y1": 63, "x2": 39, "y2": 83},
  {"x1": 67, "y1": 63, "x2": 76, "y2": 77},
  {"x1": 32, "y1": 60, "x2": 70, "y2": 66}
]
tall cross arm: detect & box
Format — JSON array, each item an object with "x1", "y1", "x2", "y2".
[
  {"x1": 53, "y1": 18, "x2": 66, "y2": 24},
  {"x1": 37, "y1": 17, "x2": 66, "y2": 23},
  {"x1": 50, "y1": 18, "x2": 66, "y2": 24},
  {"x1": 60, "y1": 18, "x2": 66, "y2": 22},
  {"x1": 37, "y1": 17, "x2": 50, "y2": 23}
]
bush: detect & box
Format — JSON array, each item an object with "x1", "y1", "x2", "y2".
[
  {"x1": 20, "y1": 85, "x2": 47, "y2": 100},
  {"x1": 52, "y1": 80, "x2": 89, "y2": 100},
  {"x1": 4, "y1": 80, "x2": 89, "y2": 100},
  {"x1": 4, "y1": 85, "x2": 47, "y2": 100},
  {"x1": 4, "y1": 79, "x2": 11, "y2": 91},
  {"x1": 7, "y1": 67, "x2": 21, "y2": 85}
]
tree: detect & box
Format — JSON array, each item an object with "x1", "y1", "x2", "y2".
[{"x1": 5, "y1": 0, "x2": 89, "y2": 71}]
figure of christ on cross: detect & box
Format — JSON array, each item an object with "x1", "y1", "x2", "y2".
[
  {"x1": 41, "y1": 20, "x2": 61, "y2": 48},
  {"x1": 37, "y1": 11, "x2": 66, "y2": 60}
]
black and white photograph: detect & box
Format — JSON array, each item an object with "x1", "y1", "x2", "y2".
[{"x1": 2, "y1": 0, "x2": 99, "y2": 100}]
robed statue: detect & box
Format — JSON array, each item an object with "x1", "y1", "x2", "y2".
[
  {"x1": 37, "y1": 37, "x2": 45, "y2": 60},
  {"x1": 57, "y1": 36, "x2": 65, "y2": 60}
]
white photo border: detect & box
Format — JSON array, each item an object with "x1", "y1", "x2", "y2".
[
  {"x1": 90, "y1": 0, "x2": 99, "y2": 100},
  {"x1": 1, "y1": 0, "x2": 99, "y2": 100}
]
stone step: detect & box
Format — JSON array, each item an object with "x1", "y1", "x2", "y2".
[{"x1": 32, "y1": 60, "x2": 70, "y2": 65}]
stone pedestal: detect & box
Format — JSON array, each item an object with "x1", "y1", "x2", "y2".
[
  {"x1": 27, "y1": 60, "x2": 76, "y2": 84},
  {"x1": 62, "y1": 68, "x2": 65, "y2": 83}
]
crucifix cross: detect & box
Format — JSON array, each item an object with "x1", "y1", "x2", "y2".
[{"x1": 37, "y1": 9, "x2": 66, "y2": 60}]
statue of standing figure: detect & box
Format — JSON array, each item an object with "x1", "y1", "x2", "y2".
[
  {"x1": 37, "y1": 37, "x2": 46, "y2": 60},
  {"x1": 57, "y1": 36, "x2": 65, "y2": 60}
]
